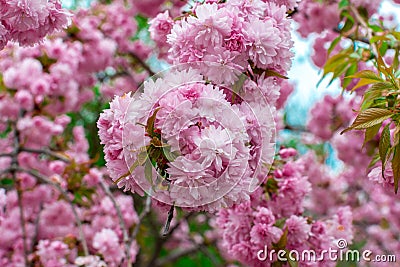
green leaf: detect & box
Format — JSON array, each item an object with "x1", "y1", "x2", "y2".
[
  {"x1": 324, "y1": 50, "x2": 351, "y2": 74},
  {"x1": 369, "y1": 82, "x2": 395, "y2": 92},
  {"x1": 341, "y1": 108, "x2": 394, "y2": 133},
  {"x1": 274, "y1": 218, "x2": 287, "y2": 228},
  {"x1": 360, "y1": 89, "x2": 384, "y2": 111},
  {"x1": 370, "y1": 35, "x2": 390, "y2": 44},
  {"x1": 341, "y1": 17, "x2": 354, "y2": 33},
  {"x1": 392, "y1": 143, "x2": 400, "y2": 193},
  {"x1": 357, "y1": 6, "x2": 369, "y2": 21},
  {"x1": 231, "y1": 73, "x2": 247, "y2": 102},
  {"x1": 287, "y1": 254, "x2": 299, "y2": 267},
  {"x1": 347, "y1": 70, "x2": 383, "y2": 81},
  {"x1": 338, "y1": 0, "x2": 349, "y2": 9},
  {"x1": 363, "y1": 123, "x2": 381, "y2": 147},
  {"x1": 368, "y1": 24, "x2": 384, "y2": 33},
  {"x1": 393, "y1": 48, "x2": 400, "y2": 73},
  {"x1": 144, "y1": 159, "x2": 153, "y2": 184},
  {"x1": 0, "y1": 178, "x2": 14, "y2": 186},
  {"x1": 347, "y1": 70, "x2": 384, "y2": 91},
  {"x1": 379, "y1": 41, "x2": 389, "y2": 56},
  {"x1": 379, "y1": 125, "x2": 391, "y2": 176},
  {"x1": 327, "y1": 36, "x2": 341, "y2": 56},
  {"x1": 340, "y1": 10, "x2": 354, "y2": 23},
  {"x1": 264, "y1": 69, "x2": 289, "y2": 79},
  {"x1": 135, "y1": 14, "x2": 149, "y2": 31},
  {"x1": 163, "y1": 146, "x2": 179, "y2": 162},
  {"x1": 0, "y1": 122, "x2": 11, "y2": 138},
  {"x1": 368, "y1": 153, "x2": 380, "y2": 168},
  {"x1": 342, "y1": 63, "x2": 357, "y2": 88},
  {"x1": 392, "y1": 31, "x2": 400, "y2": 40},
  {"x1": 273, "y1": 228, "x2": 288, "y2": 250}
]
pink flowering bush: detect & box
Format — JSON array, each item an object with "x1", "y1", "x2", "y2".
[
  {"x1": 0, "y1": 0, "x2": 71, "y2": 49},
  {"x1": 0, "y1": 0, "x2": 399, "y2": 266}
]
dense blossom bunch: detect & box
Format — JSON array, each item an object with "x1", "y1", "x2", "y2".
[
  {"x1": 0, "y1": 0, "x2": 71, "y2": 49},
  {"x1": 98, "y1": 68, "x2": 276, "y2": 212},
  {"x1": 0, "y1": 156, "x2": 140, "y2": 266},
  {"x1": 293, "y1": 0, "x2": 382, "y2": 38},
  {"x1": 216, "y1": 150, "x2": 354, "y2": 266},
  {"x1": 162, "y1": 0, "x2": 294, "y2": 79}
]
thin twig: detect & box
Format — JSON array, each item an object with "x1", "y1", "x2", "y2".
[
  {"x1": 0, "y1": 153, "x2": 13, "y2": 158},
  {"x1": 198, "y1": 244, "x2": 220, "y2": 266},
  {"x1": 349, "y1": 5, "x2": 379, "y2": 57},
  {"x1": 153, "y1": 243, "x2": 203, "y2": 267},
  {"x1": 128, "y1": 52, "x2": 156, "y2": 76},
  {"x1": 30, "y1": 203, "x2": 43, "y2": 257},
  {"x1": 20, "y1": 148, "x2": 70, "y2": 163},
  {"x1": 11, "y1": 113, "x2": 29, "y2": 266},
  {"x1": 146, "y1": 211, "x2": 194, "y2": 267},
  {"x1": 100, "y1": 179, "x2": 131, "y2": 267},
  {"x1": 14, "y1": 167, "x2": 89, "y2": 256},
  {"x1": 17, "y1": 185, "x2": 29, "y2": 267},
  {"x1": 131, "y1": 192, "x2": 152, "y2": 239}
]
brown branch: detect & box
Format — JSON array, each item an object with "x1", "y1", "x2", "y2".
[
  {"x1": 153, "y1": 239, "x2": 217, "y2": 267},
  {"x1": 20, "y1": 147, "x2": 70, "y2": 163},
  {"x1": 145, "y1": 211, "x2": 194, "y2": 267},
  {"x1": 16, "y1": 185, "x2": 29, "y2": 267},
  {"x1": 100, "y1": 179, "x2": 132, "y2": 267},
  {"x1": 153, "y1": 245, "x2": 200, "y2": 267},
  {"x1": 131, "y1": 192, "x2": 152, "y2": 240},
  {"x1": 30, "y1": 202, "x2": 43, "y2": 257},
  {"x1": 349, "y1": 5, "x2": 379, "y2": 57},
  {"x1": 128, "y1": 52, "x2": 156, "y2": 76}
]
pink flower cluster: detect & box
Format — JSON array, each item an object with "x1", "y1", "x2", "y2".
[
  {"x1": 0, "y1": 169, "x2": 140, "y2": 266},
  {"x1": 216, "y1": 149, "x2": 354, "y2": 266},
  {"x1": 98, "y1": 68, "x2": 276, "y2": 212},
  {"x1": 162, "y1": 0, "x2": 293, "y2": 78},
  {"x1": 0, "y1": 0, "x2": 71, "y2": 49}
]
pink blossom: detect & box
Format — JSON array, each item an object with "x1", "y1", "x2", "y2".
[
  {"x1": 244, "y1": 18, "x2": 280, "y2": 68},
  {"x1": 250, "y1": 222, "x2": 283, "y2": 246},
  {"x1": 285, "y1": 215, "x2": 311, "y2": 245},
  {"x1": 36, "y1": 240, "x2": 70, "y2": 267},
  {"x1": 93, "y1": 228, "x2": 124, "y2": 266}
]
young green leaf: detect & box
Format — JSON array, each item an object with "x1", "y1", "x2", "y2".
[
  {"x1": 341, "y1": 108, "x2": 394, "y2": 133},
  {"x1": 338, "y1": 0, "x2": 349, "y2": 9},
  {"x1": 379, "y1": 125, "x2": 391, "y2": 176},
  {"x1": 327, "y1": 36, "x2": 341, "y2": 56},
  {"x1": 273, "y1": 227, "x2": 288, "y2": 250},
  {"x1": 347, "y1": 70, "x2": 384, "y2": 91},
  {"x1": 144, "y1": 159, "x2": 153, "y2": 184},
  {"x1": 363, "y1": 123, "x2": 381, "y2": 147},
  {"x1": 392, "y1": 143, "x2": 400, "y2": 193}
]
